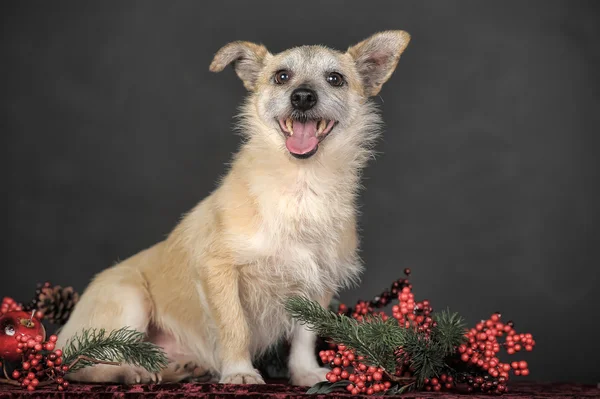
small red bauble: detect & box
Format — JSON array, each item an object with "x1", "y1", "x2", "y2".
[{"x1": 0, "y1": 311, "x2": 46, "y2": 362}]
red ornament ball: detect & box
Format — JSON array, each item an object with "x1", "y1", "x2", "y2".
[{"x1": 0, "y1": 311, "x2": 46, "y2": 362}]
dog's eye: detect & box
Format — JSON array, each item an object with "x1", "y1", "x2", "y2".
[
  {"x1": 274, "y1": 70, "x2": 290, "y2": 85},
  {"x1": 326, "y1": 72, "x2": 344, "y2": 87}
]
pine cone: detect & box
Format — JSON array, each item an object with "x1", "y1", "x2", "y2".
[{"x1": 25, "y1": 282, "x2": 79, "y2": 326}]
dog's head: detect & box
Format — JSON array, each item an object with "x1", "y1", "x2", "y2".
[{"x1": 209, "y1": 31, "x2": 410, "y2": 160}]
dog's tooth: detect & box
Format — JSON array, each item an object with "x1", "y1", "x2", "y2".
[
  {"x1": 317, "y1": 119, "x2": 326, "y2": 134},
  {"x1": 286, "y1": 118, "x2": 293, "y2": 135}
]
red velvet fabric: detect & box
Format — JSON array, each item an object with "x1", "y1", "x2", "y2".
[{"x1": 0, "y1": 382, "x2": 598, "y2": 398}]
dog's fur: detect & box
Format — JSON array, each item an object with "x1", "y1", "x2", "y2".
[{"x1": 57, "y1": 30, "x2": 410, "y2": 386}]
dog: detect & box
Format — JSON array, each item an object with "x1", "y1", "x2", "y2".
[{"x1": 57, "y1": 30, "x2": 410, "y2": 386}]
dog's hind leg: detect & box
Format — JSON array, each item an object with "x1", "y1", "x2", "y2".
[{"x1": 57, "y1": 265, "x2": 161, "y2": 384}]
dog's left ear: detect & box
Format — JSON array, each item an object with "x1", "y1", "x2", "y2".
[
  {"x1": 209, "y1": 41, "x2": 270, "y2": 91},
  {"x1": 347, "y1": 31, "x2": 411, "y2": 97}
]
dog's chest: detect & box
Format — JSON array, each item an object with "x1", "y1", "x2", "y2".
[
  {"x1": 239, "y1": 176, "x2": 351, "y2": 276},
  {"x1": 230, "y1": 170, "x2": 360, "y2": 354}
]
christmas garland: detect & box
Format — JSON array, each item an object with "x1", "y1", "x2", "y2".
[
  {"x1": 0, "y1": 284, "x2": 167, "y2": 392},
  {"x1": 1, "y1": 274, "x2": 535, "y2": 395},
  {"x1": 284, "y1": 269, "x2": 536, "y2": 395}
]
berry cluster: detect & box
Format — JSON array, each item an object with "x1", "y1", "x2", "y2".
[
  {"x1": 455, "y1": 312, "x2": 535, "y2": 394},
  {"x1": 391, "y1": 286, "x2": 434, "y2": 334},
  {"x1": 8, "y1": 334, "x2": 69, "y2": 391},
  {"x1": 345, "y1": 301, "x2": 389, "y2": 322},
  {"x1": 320, "y1": 345, "x2": 392, "y2": 395},
  {"x1": 323, "y1": 270, "x2": 535, "y2": 395},
  {"x1": 1, "y1": 298, "x2": 23, "y2": 316},
  {"x1": 423, "y1": 373, "x2": 454, "y2": 391}
]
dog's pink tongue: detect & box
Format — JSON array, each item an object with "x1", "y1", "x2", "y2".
[{"x1": 286, "y1": 120, "x2": 319, "y2": 155}]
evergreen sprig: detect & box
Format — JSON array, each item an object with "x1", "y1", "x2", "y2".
[
  {"x1": 432, "y1": 308, "x2": 468, "y2": 355},
  {"x1": 398, "y1": 329, "x2": 446, "y2": 387},
  {"x1": 62, "y1": 327, "x2": 169, "y2": 373},
  {"x1": 286, "y1": 297, "x2": 405, "y2": 373},
  {"x1": 285, "y1": 296, "x2": 466, "y2": 386}
]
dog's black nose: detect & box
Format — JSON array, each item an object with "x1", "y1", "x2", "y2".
[{"x1": 291, "y1": 88, "x2": 318, "y2": 111}]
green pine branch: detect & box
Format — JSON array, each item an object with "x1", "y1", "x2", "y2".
[
  {"x1": 398, "y1": 329, "x2": 446, "y2": 387},
  {"x1": 62, "y1": 327, "x2": 169, "y2": 373},
  {"x1": 432, "y1": 308, "x2": 468, "y2": 355},
  {"x1": 285, "y1": 296, "x2": 467, "y2": 388},
  {"x1": 285, "y1": 297, "x2": 406, "y2": 373}
]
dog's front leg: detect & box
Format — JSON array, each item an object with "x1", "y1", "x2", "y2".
[
  {"x1": 201, "y1": 258, "x2": 265, "y2": 385},
  {"x1": 288, "y1": 292, "x2": 333, "y2": 386}
]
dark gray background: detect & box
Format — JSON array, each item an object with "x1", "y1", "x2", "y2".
[{"x1": 2, "y1": 0, "x2": 599, "y2": 384}]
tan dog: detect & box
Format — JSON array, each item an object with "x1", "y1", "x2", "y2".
[{"x1": 57, "y1": 30, "x2": 410, "y2": 386}]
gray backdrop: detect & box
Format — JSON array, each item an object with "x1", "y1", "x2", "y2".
[{"x1": 2, "y1": 0, "x2": 599, "y2": 384}]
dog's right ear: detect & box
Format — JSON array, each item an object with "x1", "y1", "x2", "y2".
[
  {"x1": 347, "y1": 31, "x2": 410, "y2": 97},
  {"x1": 209, "y1": 41, "x2": 270, "y2": 91}
]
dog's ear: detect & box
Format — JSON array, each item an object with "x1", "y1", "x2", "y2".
[
  {"x1": 209, "y1": 41, "x2": 270, "y2": 91},
  {"x1": 347, "y1": 31, "x2": 410, "y2": 97}
]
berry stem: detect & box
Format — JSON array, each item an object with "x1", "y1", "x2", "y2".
[
  {"x1": 385, "y1": 372, "x2": 416, "y2": 384},
  {"x1": 0, "y1": 378, "x2": 21, "y2": 386}
]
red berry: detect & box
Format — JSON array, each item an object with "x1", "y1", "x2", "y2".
[{"x1": 519, "y1": 360, "x2": 528, "y2": 369}]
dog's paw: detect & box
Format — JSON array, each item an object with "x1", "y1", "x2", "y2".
[
  {"x1": 220, "y1": 370, "x2": 265, "y2": 385},
  {"x1": 290, "y1": 367, "x2": 329, "y2": 387},
  {"x1": 120, "y1": 366, "x2": 163, "y2": 385}
]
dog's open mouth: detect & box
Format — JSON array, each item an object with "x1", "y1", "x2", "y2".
[{"x1": 277, "y1": 118, "x2": 336, "y2": 159}]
